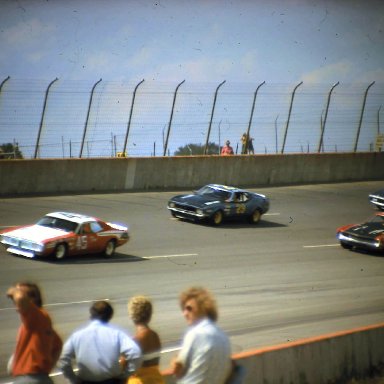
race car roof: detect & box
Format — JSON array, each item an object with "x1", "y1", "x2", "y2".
[
  {"x1": 46, "y1": 212, "x2": 98, "y2": 224},
  {"x1": 207, "y1": 184, "x2": 242, "y2": 192}
]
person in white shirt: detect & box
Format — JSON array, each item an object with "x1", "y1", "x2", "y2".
[{"x1": 171, "y1": 287, "x2": 232, "y2": 384}]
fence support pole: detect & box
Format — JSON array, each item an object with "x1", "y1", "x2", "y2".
[
  {"x1": 281, "y1": 81, "x2": 303, "y2": 154},
  {"x1": 79, "y1": 78, "x2": 102, "y2": 158},
  {"x1": 204, "y1": 80, "x2": 226, "y2": 155},
  {"x1": 354, "y1": 81, "x2": 375, "y2": 152},
  {"x1": 0, "y1": 76, "x2": 10, "y2": 93},
  {"x1": 163, "y1": 80, "x2": 185, "y2": 156},
  {"x1": 34, "y1": 77, "x2": 58, "y2": 159},
  {"x1": 123, "y1": 79, "x2": 144, "y2": 156},
  {"x1": 317, "y1": 82, "x2": 339, "y2": 153},
  {"x1": 0, "y1": 75, "x2": 10, "y2": 116},
  {"x1": 246, "y1": 81, "x2": 265, "y2": 152}
]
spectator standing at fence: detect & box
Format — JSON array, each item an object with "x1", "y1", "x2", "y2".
[
  {"x1": 171, "y1": 286, "x2": 232, "y2": 384},
  {"x1": 221, "y1": 140, "x2": 234, "y2": 155},
  {"x1": 240, "y1": 133, "x2": 248, "y2": 154},
  {"x1": 6, "y1": 281, "x2": 63, "y2": 384},
  {"x1": 247, "y1": 136, "x2": 255, "y2": 154},
  {"x1": 59, "y1": 300, "x2": 141, "y2": 384},
  {"x1": 126, "y1": 296, "x2": 165, "y2": 384}
]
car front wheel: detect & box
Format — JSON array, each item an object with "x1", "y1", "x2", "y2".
[
  {"x1": 54, "y1": 243, "x2": 68, "y2": 260},
  {"x1": 248, "y1": 209, "x2": 261, "y2": 224},
  {"x1": 211, "y1": 210, "x2": 223, "y2": 226},
  {"x1": 340, "y1": 241, "x2": 352, "y2": 250},
  {"x1": 103, "y1": 240, "x2": 116, "y2": 258}
]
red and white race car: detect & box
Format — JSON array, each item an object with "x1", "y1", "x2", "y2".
[{"x1": 0, "y1": 212, "x2": 129, "y2": 260}]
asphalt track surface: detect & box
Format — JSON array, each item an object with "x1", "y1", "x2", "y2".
[{"x1": 0, "y1": 181, "x2": 384, "y2": 383}]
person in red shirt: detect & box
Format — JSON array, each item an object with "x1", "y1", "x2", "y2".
[
  {"x1": 221, "y1": 140, "x2": 234, "y2": 155},
  {"x1": 6, "y1": 282, "x2": 63, "y2": 384}
]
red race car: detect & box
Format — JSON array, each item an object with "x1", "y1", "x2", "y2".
[{"x1": 0, "y1": 212, "x2": 129, "y2": 260}]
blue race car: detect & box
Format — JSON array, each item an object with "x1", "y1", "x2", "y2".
[{"x1": 167, "y1": 184, "x2": 269, "y2": 225}]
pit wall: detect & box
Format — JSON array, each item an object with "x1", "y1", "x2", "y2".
[
  {"x1": 0, "y1": 152, "x2": 383, "y2": 196},
  {"x1": 161, "y1": 322, "x2": 384, "y2": 384}
]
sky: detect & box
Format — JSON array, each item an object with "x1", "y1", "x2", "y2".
[
  {"x1": 1, "y1": 0, "x2": 383, "y2": 84},
  {"x1": 0, "y1": 0, "x2": 383, "y2": 158}
]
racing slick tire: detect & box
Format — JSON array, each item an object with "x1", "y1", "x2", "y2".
[
  {"x1": 54, "y1": 243, "x2": 68, "y2": 260},
  {"x1": 211, "y1": 210, "x2": 224, "y2": 226},
  {"x1": 103, "y1": 239, "x2": 116, "y2": 258},
  {"x1": 248, "y1": 209, "x2": 261, "y2": 224},
  {"x1": 340, "y1": 241, "x2": 353, "y2": 250}
]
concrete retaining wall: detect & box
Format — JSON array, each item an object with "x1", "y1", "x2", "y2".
[
  {"x1": 161, "y1": 323, "x2": 384, "y2": 384},
  {"x1": 0, "y1": 152, "x2": 383, "y2": 196}
]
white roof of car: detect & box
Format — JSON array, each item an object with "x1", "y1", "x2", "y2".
[{"x1": 46, "y1": 212, "x2": 97, "y2": 224}]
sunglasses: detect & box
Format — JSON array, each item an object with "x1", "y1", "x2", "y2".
[{"x1": 184, "y1": 305, "x2": 194, "y2": 312}]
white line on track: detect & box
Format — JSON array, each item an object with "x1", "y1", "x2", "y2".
[
  {"x1": 303, "y1": 244, "x2": 339, "y2": 248},
  {"x1": 143, "y1": 253, "x2": 198, "y2": 259}
]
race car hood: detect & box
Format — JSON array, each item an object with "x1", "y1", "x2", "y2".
[
  {"x1": 171, "y1": 194, "x2": 222, "y2": 208},
  {"x1": 2, "y1": 225, "x2": 69, "y2": 243},
  {"x1": 344, "y1": 223, "x2": 384, "y2": 237}
]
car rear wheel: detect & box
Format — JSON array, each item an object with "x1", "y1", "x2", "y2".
[
  {"x1": 248, "y1": 209, "x2": 261, "y2": 224},
  {"x1": 211, "y1": 210, "x2": 223, "y2": 226},
  {"x1": 54, "y1": 243, "x2": 67, "y2": 260},
  {"x1": 103, "y1": 240, "x2": 116, "y2": 258}
]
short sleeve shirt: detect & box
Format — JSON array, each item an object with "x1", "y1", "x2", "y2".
[{"x1": 177, "y1": 318, "x2": 231, "y2": 384}]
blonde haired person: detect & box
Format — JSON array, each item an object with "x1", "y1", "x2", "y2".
[
  {"x1": 127, "y1": 296, "x2": 165, "y2": 384},
  {"x1": 171, "y1": 286, "x2": 232, "y2": 384}
]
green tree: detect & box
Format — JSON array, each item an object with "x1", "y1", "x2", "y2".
[
  {"x1": 0, "y1": 143, "x2": 24, "y2": 159},
  {"x1": 174, "y1": 142, "x2": 220, "y2": 156}
]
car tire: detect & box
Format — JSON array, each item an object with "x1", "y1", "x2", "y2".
[
  {"x1": 54, "y1": 243, "x2": 68, "y2": 260},
  {"x1": 103, "y1": 240, "x2": 116, "y2": 258},
  {"x1": 248, "y1": 209, "x2": 261, "y2": 224},
  {"x1": 340, "y1": 241, "x2": 352, "y2": 250},
  {"x1": 211, "y1": 210, "x2": 223, "y2": 226}
]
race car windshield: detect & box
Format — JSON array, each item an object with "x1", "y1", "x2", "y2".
[
  {"x1": 196, "y1": 186, "x2": 231, "y2": 200},
  {"x1": 37, "y1": 216, "x2": 79, "y2": 232},
  {"x1": 370, "y1": 215, "x2": 384, "y2": 225}
]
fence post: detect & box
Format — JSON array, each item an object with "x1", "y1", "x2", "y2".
[
  {"x1": 163, "y1": 80, "x2": 185, "y2": 156},
  {"x1": 123, "y1": 79, "x2": 145, "y2": 156},
  {"x1": 0, "y1": 75, "x2": 10, "y2": 118},
  {"x1": 354, "y1": 81, "x2": 375, "y2": 152},
  {"x1": 34, "y1": 77, "x2": 59, "y2": 159},
  {"x1": 281, "y1": 81, "x2": 303, "y2": 154},
  {"x1": 204, "y1": 80, "x2": 226, "y2": 155},
  {"x1": 246, "y1": 81, "x2": 265, "y2": 153},
  {"x1": 79, "y1": 78, "x2": 102, "y2": 158},
  {"x1": 317, "y1": 82, "x2": 339, "y2": 153},
  {"x1": 0, "y1": 76, "x2": 10, "y2": 94}
]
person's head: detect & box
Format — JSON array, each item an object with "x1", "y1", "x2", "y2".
[
  {"x1": 128, "y1": 295, "x2": 153, "y2": 325},
  {"x1": 225, "y1": 140, "x2": 230, "y2": 146},
  {"x1": 16, "y1": 282, "x2": 43, "y2": 307},
  {"x1": 179, "y1": 286, "x2": 218, "y2": 325},
  {"x1": 90, "y1": 300, "x2": 114, "y2": 322}
]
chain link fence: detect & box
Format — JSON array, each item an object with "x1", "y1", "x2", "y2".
[{"x1": 0, "y1": 77, "x2": 383, "y2": 158}]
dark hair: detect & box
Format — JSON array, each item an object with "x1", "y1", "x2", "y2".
[
  {"x1": 18, "y1": 282, "x2": 43, "y2": 307},
  {"x1": 90, "y1": 300, "x2": 114, "y2": 322}
]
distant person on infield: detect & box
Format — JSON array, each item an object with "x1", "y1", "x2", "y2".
[
  {"x1": 59, "y1": 300, "x2": 141, "y2": 384},
  {"x1": 171, "y1": 286, "x2": 232, "y2": 384},
  {"x1": 6, "y1": 281, "x2": 63, "y2": 384}
]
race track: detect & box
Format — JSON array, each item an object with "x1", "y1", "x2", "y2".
[{"x1": 1, "y1": 181, "x2": 384, "y2": 381}]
